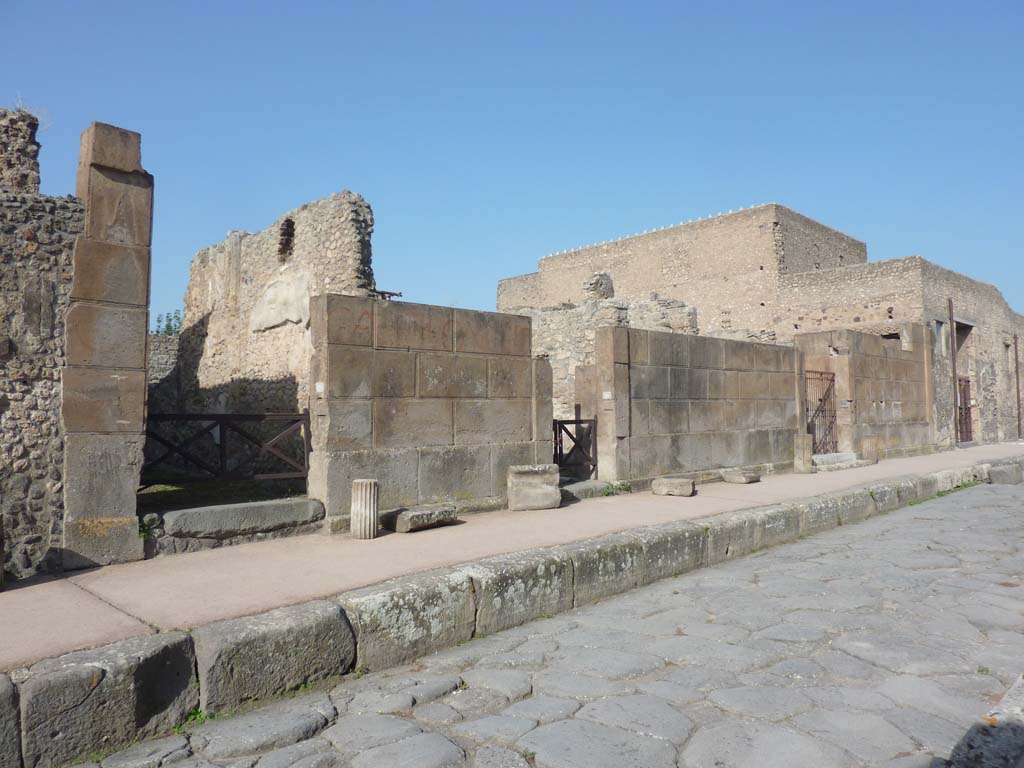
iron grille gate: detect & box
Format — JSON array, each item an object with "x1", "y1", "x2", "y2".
[
  {"x1": 553, "y1": 418, "x2": 597, "y2": 478},
  {"x1": 806, "y1": 371, "x2": 838, "y2": 455},
  {"x1": 957, "y1": 377, "x2": 974, "y2": 443}
]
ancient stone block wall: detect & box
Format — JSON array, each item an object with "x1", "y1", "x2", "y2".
[
  {"x1": 797, "y1": 325, "x2": 934, "y2": 458},
  {"x1": 307, "y1": 295, "x2": 552, "y2": 529},
  {"x1": 179, "y1": 192, "x2": 376, "y2": 415},
  {"x1": 506, "y1": 289, "x2": 698, "y2": 419},
  {"x1": 0, "y1": 168, "x2": 82, "y2": 580},
  {"x1": 586, "y1": 326, "x2": 799, "y2": 482},
  {"x1": 60, "y1": 123, "x2": 154, "y2": 570},
  {"x1": 497, "y1": 205, "x2": 866, "y2": 341}
]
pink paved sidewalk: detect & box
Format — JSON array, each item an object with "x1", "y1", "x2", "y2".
[{"x1": 2, "y1": 442, "x2": 1023, "y2": 671}]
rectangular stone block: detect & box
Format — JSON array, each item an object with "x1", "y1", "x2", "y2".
[
  {"x1": 455, "y1": 399, "x2": 532, "y2": 445},
  {"x1": 739, "y1": 370, "x2": 771, "y2": 399},
  {"x1": 371, "y1": 349, "x2": 416, "y2": 397},
  {"x1": 374, "y1": 398, "x2": 453, "y2": 449},
  {"x1": 78, "y1": 122, "x2": 143, "y2": 174},
  {"x1": 689, "y1": 401, "x2": 723, "y2": 433},
  {"x1": 628, "y1": 328, "x2": 650, "y2": 364},
  {"x1": 14, "y1": 633, "x2": 197, "y2": 768},
  {"x1": 797, "y1": 496, "x2": 841, "y2": 536},
  {"x1": 193, "y1": 601, "x2": 355, "y2": 713},
  {"x1": 310, "y1": 449, "x2": 419, "y2": 527},
  {"x1": 670, "y1": 367, "x2": 707, "y2": 399},
  {"x1": 65, "y1": 302, "x2": 148, "y2": 369},
  {"x1": 337, "y1": 571, "x2": 476, "y2": 671},
  {"x1": 628, "y1": 434, "x2": 678, "y2": 478},
  {"x1": 705, "y1": 510, "x2": 764, "y2": 565},
  {"x1": 313, "y1": 399, "x2": 372, "y2": 451},
  {"x1": 625, "y1": 521, "x2": 705, "y2": 584},
  {"x1": 315, "y1": 294, "x2": 375, "y2": 346},
  {"x1": 595, "y1": 326, "x2": 629, "y2": 365},
  {"x1": 80, "y1": 165, "x2": 153, "y2": 246},
  {"x1": 70, "y1": 238, "x2": 149, "y2": 306},
  {"x1": 753, "y1": 344, "x2": 781, "y2": 372},
  {"x1": 534, "y1": 439, "x2": 555, "y2": 464},
  {"x1": 454, "y1": 309, "x2": 531, "y2": 356},
  {"x1": 457, "y1": 550, "x2": 574, "y2": 635},
  {"x1": 630, "y1": 399, "x2": 651, "y2": 436},
  {"x1": 61, "y1": 367, "x2": 146, "y2": 432},
  {"x1": 756, "y1": 400, "x2": 786, "y2": 429},
  {"x1": 326, "y1": 345, "x2": 374, "y2": 397},
  {"x1": 532, "y1": 357, "x2": 554, "y2": 441},
  {"x1": 712, "y1": 430, "x2": 745, "y2": 467},
  {"x1": 707, "y1": 370, "x2": 729, "y2": 399},
  {"x1": 689, "y1": 335, "x2": 723, "y2": 369},
  {"x1": 752, "y1": 504, "x2": 801, "y2": 549},
  {"x1": 418, "y1": 445, "x2": 491, "y2": 502},
  {"x1": 559, "y1": 533, "x2": 644, "y2": 605},
  {"x1": 490, "y1": 442, "x2": 535, "y2": 496},
  {"x1": 650, "y1": 400, "x2": 688, "y2": 434},
  {"x1": 721, "y1": 339, "x2": 754, "y2": 370},
  {"x1": 489, "y1": 356, "x2": 532, "y2": 398},
  {"x1": 794, "y1": 433, "x2": 814, "y2": 473},
  {"x1": 648, "y1": 331, "x2": 688, "y2": 367},
  {"x1": 630, "y1": 365, "x2": 670, "y2": 399},
  {"x1": 375, "y1": 301, "x2": 453, "y2": 351},
  {"x1": 770, "y1": 372, "x2": 795, "y2": 400},
  {"x1": 507, "y1": 463, "x2": 561, "y2": 511},
  {"x1": 418, "y1": 353, "x2": 487, "y2": 398}
]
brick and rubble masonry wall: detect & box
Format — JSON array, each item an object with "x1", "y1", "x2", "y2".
[
  {"x1": 0, "y1": 109, "x2": 41, "y2": 193},
  {"x1": 147, "y1": 333, "x2": 180, "y2": 413},
  {"x1": 0, "y1": 183, "x2": 83, "y2": 579},
  {"x1": 178, "y1": 191, "x2": 376, "y2": 415},
  {"x1": 307, "y1": 295, "x2": 552, "y2": 530},
  {"x1": 497, "y1": 204, "x2": 867, "y2": 340},
  {"x1": 586, "y1": 326, "x2": 799, "y2": 483},
  {"x1": 505, "y1": 293, "x2": 698, "y2": 419}
]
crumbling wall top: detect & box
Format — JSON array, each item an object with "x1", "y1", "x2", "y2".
[{"x1": 0, "y1": 108, "x2": 41, "y2": 193}]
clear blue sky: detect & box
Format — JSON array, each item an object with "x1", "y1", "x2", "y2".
[{"x1": 4, "y1": 1, "x2": 1021, "y2": 319}]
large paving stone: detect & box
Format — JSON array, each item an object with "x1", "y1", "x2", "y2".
[
  {"x1": 473, "y1": 744, "x2": 530, "y2": 768},
  {"x1": 190, "y1": 695, "x2": 333, "y2": 759},
  {"x1": 456, "y1": 550, "x2": 573, "y2": 635},
  {"x1": 162, "y1": 499, "x2": 325, "y2": 539},
  {"x1": 548, "y1": 646, "x2": 664, "y2": 680},
  {"x1": 679, "y1": 721, "x2": 852, "y2": 767},
  {"x1": 0, "y1": 674, "x2": 20, "y2": 768},
  {"x1": 708, "y1": 686, "x2": 813, "y2": 721},
  {"x1": 794, "y1": 709, "x2": 916, "y2": 763},
  {"x1": 576, "y1": 694, "x2": 693, "y2": 744},
  {"x1": 338, "y1": 571, "x2": 476, "y2": 671},
  {"x1": 531, "y1": 673, "x2": 635, "y2": 700},
  {"x1": 321, "y1": 713, "x2": 421, "y2": 753},
  {"x1": 100, "y1": 734, "x2": 190, "y2": 768},
  {"x1": 462, "y1": 669, "x2": 533, "y2": 700},
  {"x1": 14, "y1": 633, "x2": 197, "y2": 768},
  {"x1": 251, "y1": 738, "x2": 338, "y2": 768},
  {"x1": 516, "y1": 718, "x2": 677, "y2": 768},
  {"x1": 193, "y1": 600, "x2": 355, "y2": 713},
  {"x1": 350, "y1": 732, "x2": 465, "y2": 768},
  {"x1": 502, "y1": 696, "x2": 580, "y2": 724},
  {"x1": 453, "y1": 714, "x2": 538, "y2": 744}
]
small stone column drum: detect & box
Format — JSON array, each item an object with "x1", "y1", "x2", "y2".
[{"x1": 350, "y1": 479, "x2": 380, "y2": 540}]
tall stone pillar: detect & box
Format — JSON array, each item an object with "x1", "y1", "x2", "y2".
[
  {"x1": 61, "y1": 123, "x2": 152, "y2": 569},
  {"x1": 594, "y1": 326, "x2": 630, "y2": 481}
]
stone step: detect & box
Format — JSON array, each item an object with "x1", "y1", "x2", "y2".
[
  {"x1": 813, "y1": 459, "x2": 876, "y2": 473},
  {"x1": 812, "y1": 452, "x2": 858, "y2": 467}
]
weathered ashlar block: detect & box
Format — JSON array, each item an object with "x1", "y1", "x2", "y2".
[
  {"x1": 507, "y1": 464, "x2": 561, "y2": 511},
  {"x1": 61, "y1": 367, "x2": 146, "y2": 433},
  {"x1": 64, "y1": 302, "x2": 148, "y2": 368},
  {"x1": 0, "y1": 674, "x2": 20, "y2": 768},
  {"x1": 13, "y1": 633, "x2": 197, "y2": 768},
  {"x1": 69, "y1": 238, "x2": 150, "y2": 306}
]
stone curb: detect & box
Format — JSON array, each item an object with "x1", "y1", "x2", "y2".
[{"x1": 8, "y1": 455, "x2": 1023, "y2": 767}]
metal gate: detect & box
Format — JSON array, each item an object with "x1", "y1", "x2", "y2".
[
  {"x1": 553, "y1": 418, "x2": 597, "y2": 478},
  {"x1": 957, "y1": 376, "x2": 974, "y2": 443},
  {"x1": 806, "y1": 371, "x2": 838, "y2": 454}
]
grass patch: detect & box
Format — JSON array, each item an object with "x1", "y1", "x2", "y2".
[
  {"x1": 601, "y1": 481, "x2": 633, "y2": 497},
  {"x1": 173, "y1": 708, "x2": 215, "y2": 733},
  {"x1": 137, "y1": 476, "x2": 305, "y2": 515}
]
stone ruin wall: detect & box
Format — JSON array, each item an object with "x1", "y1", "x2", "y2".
[
  {"x1": 146, "y1": 332, "x2": 180, "y2": 414},
  {"x1": 505, "y1": 281, "x2": 698, "y2": 419},
  {"x1": 178, "y1": 191, "x2": 376, "y2": 415},
  {"x1": 0, "y1": 110, "x2": 83, "y2": 580}
]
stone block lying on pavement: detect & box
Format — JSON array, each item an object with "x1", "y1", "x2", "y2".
[
  {"x1": 193, "y1": 600, "x2": 355, "y2": 713},
  {"x1": 13, "y1": 633, "x2": 197, "y2": 768},
  {"x1": 651, "y1": 478, "x2": 696, "y2": 497},
  {"x1": 456, "y1": 550, "x2": 573, "y2": 635},
  {"x1": 507, "y1": 464, "x2": 561, "y2": 511},
  {"x1": 0, "y1": 675, "x2": 19, "y2": 768},
  {"x1": 721, "y1": 469, "x2": 761, "y2": 484},
  {"x1": 989, "y1": 463, "x2": 1024, "y2": 485},
  {"x1": 161, "y1": 498, "x2": 325, "y2": 540},
  {"x1": 338, "y1": 571, "x2": 476, "y2": 672},
  {"x1": 380, "y1": 503, "x2": 458, "y2": 533}
]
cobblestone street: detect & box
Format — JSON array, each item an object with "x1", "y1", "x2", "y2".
[{"x1": 98, "y1": 485, "x2": 1024, "y2": 768}]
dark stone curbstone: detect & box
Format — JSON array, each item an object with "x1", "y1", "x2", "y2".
[
  {"x1": 557, "y1": 533, "x2": 644, "y2": 606},
  {"x1": 866, "y1": 481, "x2": 903, "y2": 514},
  {"x1": 990, "y1": 463, "x2": 1024, "y2": 485},
  {"x1": 455, "y1": 550, "x2": 573, "y2": 636},
  {"x1": 749, "y1": 504, "x2": 802, "y2": 549},
  {"x1": 915, "y1": 473, "x2": 940, "y2": 500},
  {"x1": 193, "y1": 601, "x2": 354, "y2": 714},
  {"x1": 830, "y1": 489, "x2": 877, "y2": 525},
  {"x1": 704, "y1": 510, "x2": 764, "y2": 565},
  {"x1": 13, "y1": 633, "x2": 197, "y2": 768},
  {"x1": 795, "y1": 495, "x2": 840, "y2": 537},
  {"x1": 624, "y1": 520, "x2": 706, "y2": 585},
  {"x1": 337, "y1": 571, "x2": 476, "y2": 672},
  {"x1": 0, "y1": 674, "x2": 20, "y2": 768}
]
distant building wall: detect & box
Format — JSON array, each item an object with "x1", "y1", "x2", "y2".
[
  {"x1": 0, "y1": 110, "x2": 82, "y2": 579},
  {"x1": 179, "y1": 191, "x2": 376, "y2": 414},
  {"x1": 586, "y1": 327, "x2": 799, "y2": 482},
  {"x1": 307, "y1": 295, "x2": 552, "y2": 529}
]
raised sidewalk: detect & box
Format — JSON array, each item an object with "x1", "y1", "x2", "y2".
[{"x1": 3, "y1": 442, "x2": 1023, "y2": 672}]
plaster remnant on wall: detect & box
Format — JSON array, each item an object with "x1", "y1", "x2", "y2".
[{"x1": 249, "y1": 271, "x2": 311, "y2": 332}]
